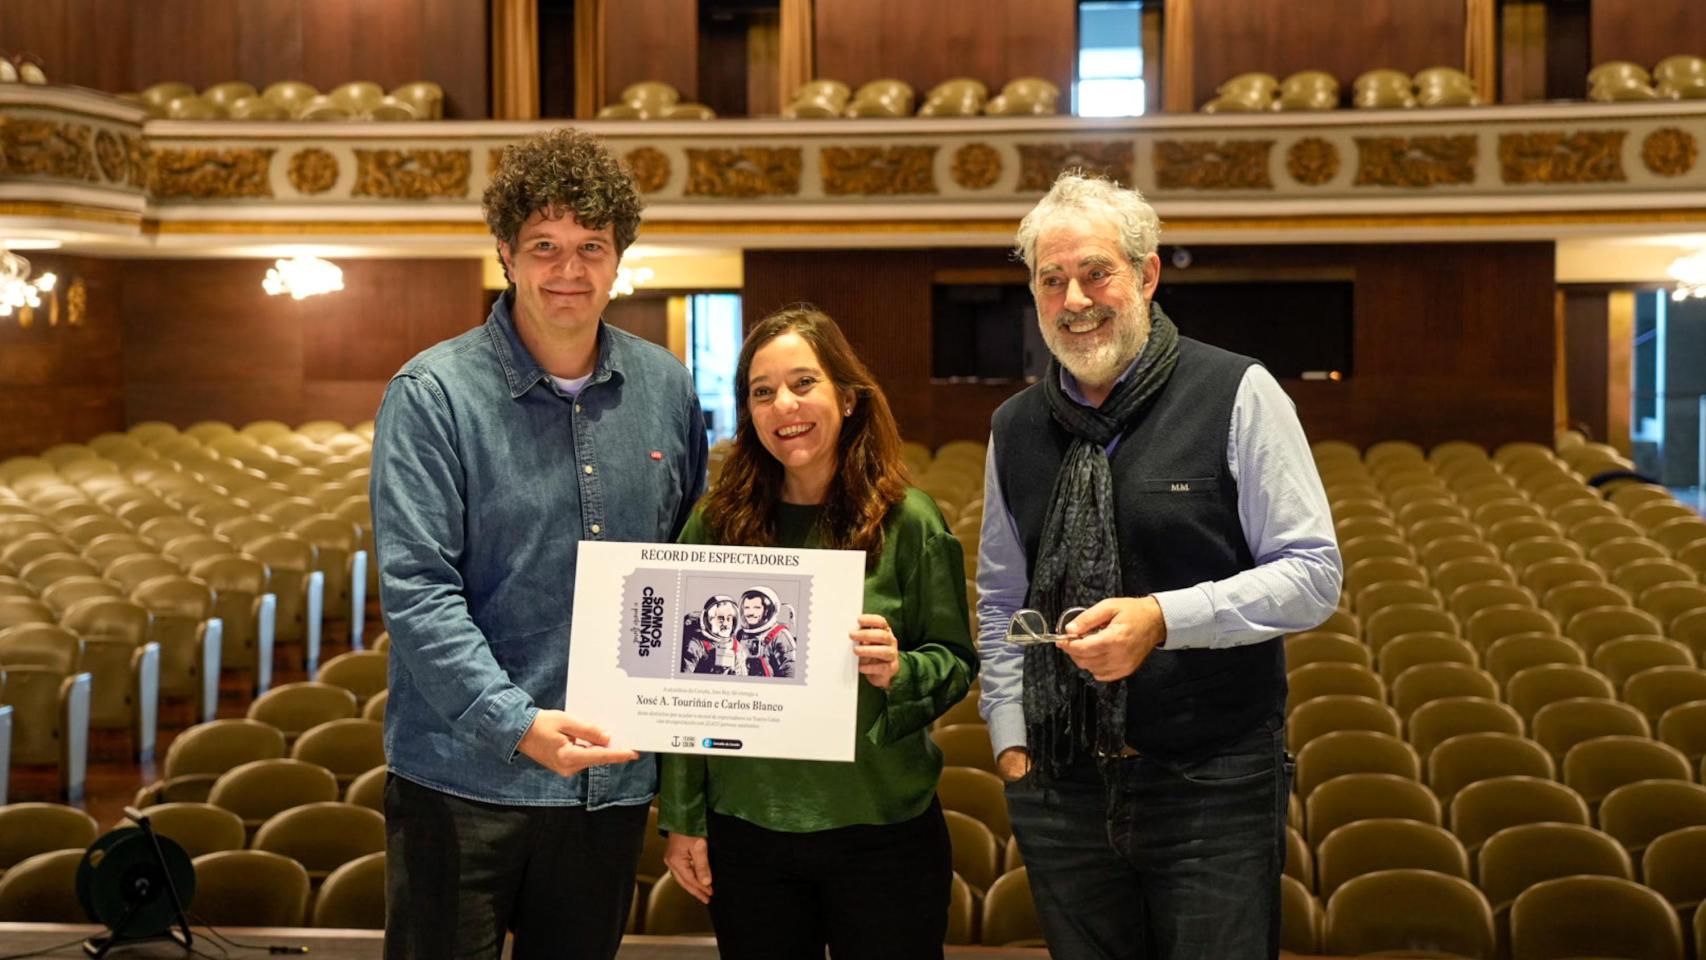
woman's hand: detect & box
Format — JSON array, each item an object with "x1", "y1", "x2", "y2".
[
  {"x1": 851, "y1": 613, "x2": 904, "y2": 690},
  {"x1": 663, "y1": 832, "x2": 714, "y2": 904}
]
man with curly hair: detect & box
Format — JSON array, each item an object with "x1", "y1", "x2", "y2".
[{"x1": 372, "y1": 128, "x2": 707, "y2": 959}]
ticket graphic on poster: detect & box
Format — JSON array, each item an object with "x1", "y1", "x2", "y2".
[{"x1": 567, "y1": 540, "x2": 866, "y2": 762}]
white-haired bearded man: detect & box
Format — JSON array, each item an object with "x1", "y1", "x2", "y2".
[{"x1": 975, "y1": 172, "x2": 1343, "y2": 959}]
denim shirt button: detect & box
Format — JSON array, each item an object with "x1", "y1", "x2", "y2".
[
  {"x1": 590, "y1": 523, "x2": 602, "y2": 535},
  {"x1": 583, "y1": 465, "x2": 594, "y2": 475}
]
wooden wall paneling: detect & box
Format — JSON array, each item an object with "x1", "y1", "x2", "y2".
[
  {"x1": 1545, "y1": 0, "x2": 1589, "y2": 101},
  {"x1": 1161, "y1": 0, "x2": 1194, "y2": 112},
  {"x1": 0, "y1": 255, "x2": 125, "y2": 460},
  {"x1": 419, "y1": 0, "x2": 492, "y2": 118},
  {"x1": 741, "y1": 249, "x2": 937, "y2": 444},
  {"x1": 1562, "y1": 290, "x2": 1610, "y2": 442},
  {"x1": 1465, "y1": 0, "x2": 1497, "y2": 103},
  {"x1": 538, "y1": 0, "x2": 578, "y2": 118},
  {"x1": 1499, "y1": 1, "x2": 1547, "y2": 104},
  {"x1": 812, "y1": 0, "x2": 1074, "y2": 103},
  {"x1": 602, "y1": 0, "x2": 698, "y2": 103},
  {"x1": 1190, "y1": 0, "x2": 1464, "y2": 109},
  {"x1": 1591, "y1": 0, "x2": 1706, "y2": 73},
  {"x1": 1142, "y1": 2, "x2": 1164, "y2": 115},
  {"x1": 0, "y1": 0, "x2": 488, "y2": 117},
  {"x1": 603, "y1": 294, "x2": 670, "y2": 348},
  {"x1": 739, "y1": 242, "x2": 1558, "y2": 451},
  {"x1": 698, "y1": 8, "x2": 752, "y2": 117},
  {"x1": 1605, "y1": 291, "x2": 1634, "y2": 454},
  {"x1": 120, "y1": 259, "x2": 483, "y2": 431}
]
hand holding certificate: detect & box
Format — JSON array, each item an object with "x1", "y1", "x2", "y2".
[{"x1": 565, "y1": 539, "x2": 867, "y2": 762}]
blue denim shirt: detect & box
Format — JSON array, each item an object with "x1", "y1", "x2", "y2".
[{"x1": 372, "y1": 293, "x2": 707, "y2": 807}]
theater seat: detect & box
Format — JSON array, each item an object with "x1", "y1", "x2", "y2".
[
  {"x1": 191, "y1": 850, "x2": 310, "y2": 927},
  {"x1": 313, "y1": 851, "x2": 386, "y2": 929},
  {"x1": 1510, "y1": 875, "x2": 1683, "y2": 960},
  {"x1": 252, "y1": 801, "x2": 385, "y2": 881},
  {"x1": 0, "y1": 802, "x2": 97, "y2": 873},
  {"x1": 1323, "y1": 868, "x2": 1493, "y2": 958},
  {"x1": 0, "y1": 849, "x2": 86, "y2": 921},
  {"x1": 644, "y1": 872, "x2": 713, "y2": 935},
  {"x1": 1448, "y1": 775, "x2": 1589, "y2": 854},
  {"x1": 982, "y1": 867, "x2": 1042, "y2": 946}
]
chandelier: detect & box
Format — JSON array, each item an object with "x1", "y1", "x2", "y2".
[
  {"x1": 263, "y1": 256, "x2": 344, "y2": 299},
  {"x1": 0, "y1": 247, "x2": 57, "y2": 318},
  {"x1": 612, "y1": 264, "x2": 654, "y2": 298},
  {"x1": 1668, "y1": 250, "x2": 1706, "y2": 301}
]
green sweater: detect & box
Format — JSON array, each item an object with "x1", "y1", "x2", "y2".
[{"x1": 657, "y1": 487, "x2": 977, "y2": 835}]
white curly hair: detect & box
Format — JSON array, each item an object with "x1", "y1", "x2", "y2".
[{"x1": 1013, "y1": 171, "x2": 1163, "y2": 277}]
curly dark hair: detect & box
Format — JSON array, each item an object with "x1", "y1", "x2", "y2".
[
  {"x1": 483, "y1": 128, "x2": 643, "y2": 281},
  {"x1": 701, "y1": 307, "x2": 909, "y2": 567}
]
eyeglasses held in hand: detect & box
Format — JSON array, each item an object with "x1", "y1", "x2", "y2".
[{"x1": 1006, "y1": 607, "x2": 1089, "y2": 646}]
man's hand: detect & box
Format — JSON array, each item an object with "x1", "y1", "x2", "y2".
[
  {"x1": 516, "y1": 709, "x2": 639, "y2": 777},
  {"x1": 1059, "y1": 596, "x2": 1167, "y2": 682},
  {"x1": 997, "y1": 747, "x2": 1032, "y2": 783},
  {"x1": 664, "y1": 833, "x2": 714, "y2": 904}
]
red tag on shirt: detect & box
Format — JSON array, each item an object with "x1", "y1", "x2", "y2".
[{"x1": 650, "y1": 451, "x2": 664, "y2": 460}]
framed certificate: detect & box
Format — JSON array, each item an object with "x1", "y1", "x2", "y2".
[{"x1": 565, "y1": 540, "x2": 867, "y2": 762}]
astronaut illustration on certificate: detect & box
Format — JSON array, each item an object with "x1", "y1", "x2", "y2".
[{"x1": 680, "y1": 586, "x2": 797, "y2": 679}]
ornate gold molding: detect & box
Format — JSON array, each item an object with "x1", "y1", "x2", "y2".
[
  {"x1": 685, "y1": 147, "x2": 801, "y2": 198},
  {"x1": 1353, "y1": 136, "x2": 1477, "y2": 188},
  {"x1": 1499, "y1": 130, "x2": 1626, "y2": 184},
  {"x1": 0, "y1": 117, "x2": 97, "y2": 182},
  {"x1": 151, "y1": 147, "x2": 274, "y2": 199},
  {"x1": 287, "y1": 148, "x2": 339, "y2": 195},
  {"x1": 352, "y1": 148, "x2": 471, "y2": 199},
  {"x1": 820, "y1": 145, "x2": 938, "y2": 196},
  {"x1": 1016, "y1": 142, "x2": 1133, "y2": 191},
  {"x1": 92, "y1": 130, "x2": 147, "y2": 188},
  {"x1": 1154, "y1": 139, "x2": 1274, "y2": 190},
  {"x1": 1642, "y1": 127, "x2": 1698, "y2": 178},
  {"x1": 951, "y1": 143, "x2": 1002, "y2": 190},
  {"x1": 624, "y1": 147, "x2": 671, "y2": 193},
  {"x1": 1287, "y1": 138, "x2": 1340, "y2": 187}
]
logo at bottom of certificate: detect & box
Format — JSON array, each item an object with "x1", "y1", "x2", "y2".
[{"x1": 702, "y1": 738, "x2": 744, "y2": 750}]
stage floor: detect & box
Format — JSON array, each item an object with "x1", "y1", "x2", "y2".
[{"x1": 0, "y1": 924, "x2": 1051, "y2": 958}]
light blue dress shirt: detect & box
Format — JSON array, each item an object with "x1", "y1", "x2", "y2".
[{"x1": 975, "y1": 359, "x2": 1343, "y2": 759}]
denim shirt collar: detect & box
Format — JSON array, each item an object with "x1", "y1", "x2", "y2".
[{"x1": 485, "y1": 290, "x2": 628, "y2": 400}]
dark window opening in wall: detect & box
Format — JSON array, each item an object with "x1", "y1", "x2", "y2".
[
  {"x1": 931, "y1": 277, "x2": 1354, "y2": 383},
  {"x1": 699, "y1": 0, "x2": 781, "y2": 118},
  {"x1": 1077, "y1": 0, "x2": 1145, "y2": 117},
  {"x1": 538, "y1": 0, "x2": 577, "y2": 118},
  {"x1": 1156, "y1": 280, "x2": 1354, "y2": 379},
  {"x1": 931, "y1": 284, "x2": 1044, "y2": 383}
]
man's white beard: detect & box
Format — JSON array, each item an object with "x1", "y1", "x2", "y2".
[{"x1": 1045, "y1": 299, "x2": 1151, "y2": 391}]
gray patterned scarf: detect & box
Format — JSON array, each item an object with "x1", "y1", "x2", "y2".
[{"x1": 1023, "y1": 302, "x2": 1180, "y2": 779}]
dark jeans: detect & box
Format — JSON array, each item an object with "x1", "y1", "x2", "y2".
[
  {"x1": 383, "y1": 773, "x2": 649, "y2": 960},
  {"x1": 704, "y1": 798, "x2": 952, "y2": 960},
  {"x1": 1005, "y1": 715, "x2": 1292, "y2": 960}
]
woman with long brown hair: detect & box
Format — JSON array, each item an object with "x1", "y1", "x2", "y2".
[{"x1": 658, "y1": 306, "x2": 977, "y2": 959}]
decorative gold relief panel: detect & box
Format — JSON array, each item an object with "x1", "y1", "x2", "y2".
[
  {"x1": 1353, "y1": 136, "x2": 1477, "y2": 188},
  {"x1": 624, "y1": 147, "x2": 671, "y2": 193},
  {"x1": 352, "y1": 148, "x2": 471, "y2": 199},
  {"x1": 951, "y1": 143, "x2": 1002, "y2": 190},
  {"x1": 1016, "y1": 142, "x2": 1133, "y2": 191},
  {"x1": 151, "y1": 147, "x2": 274, "y2": 199},
  {"x1": 287, "y1": 148, "x2": 339, "y2": 195},
  {"x1": 1286, "y1": 138, "x2": 1340, "y2": 186},
  {"x1": 1153, "y1": 139, "x2": 1274, "y2": 190},
  {"x1": 1641, "y1": 127, "x2": 1697, "y2": 178},
  {"x1": 0, "y1": 117, "x2": 97, "y2": 182},
  {"x1": 1499, "y1": 131, "x2": 1625, "y2": 184},
  {"x1": 685, "y1": 147, "x2": 801, "y2": 198},
  {"x1": 820, "y1": 145, "x2": 938, "y2": 196}
]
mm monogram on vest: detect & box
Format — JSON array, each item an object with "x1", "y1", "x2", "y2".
[{"x1": 1133, "y1": 478, "x2": 1219, "y2": 495}]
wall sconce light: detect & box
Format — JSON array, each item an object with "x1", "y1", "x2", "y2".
[{"x1": 263, "y1": 256, "x2": 344, "y2": 300}]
